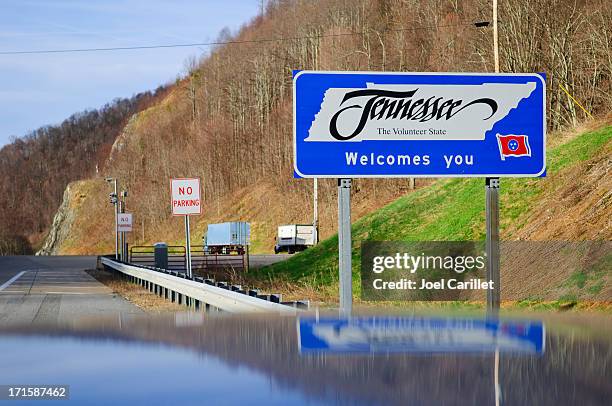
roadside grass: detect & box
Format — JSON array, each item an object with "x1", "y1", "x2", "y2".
[
  {"x1": 563, "y1": 251, "x2": 611, "y2": 298},
  {"x1": 254, "y1": 125, "x2": 612, "y2": 304},
  {"x1": 86, "y1": 268, "x2": 184, "y2": 313}
]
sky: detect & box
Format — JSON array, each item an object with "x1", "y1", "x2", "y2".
[{"x1": 0, "y1": 0, "x2": 261, "y2": 147}]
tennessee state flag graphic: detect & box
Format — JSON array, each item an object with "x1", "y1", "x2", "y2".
[{"x1": 496, "y1": 134, "x2": 531, "y2": 160}]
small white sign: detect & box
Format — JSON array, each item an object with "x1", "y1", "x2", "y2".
[
  {"x1": 117, "y1": 213, "x2": 132, "y2": 232},
  {"x1": 171, "y1": 178, "x2": 201, "y2": 216}
]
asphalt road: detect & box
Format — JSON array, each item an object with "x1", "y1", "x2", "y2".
[{"x1": 0, "y1": 256, "x2": 142, "y2": 325}]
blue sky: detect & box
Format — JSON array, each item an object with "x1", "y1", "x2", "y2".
[{"x1": 0, "y1": 0, "x2": 260, "y2": 147}]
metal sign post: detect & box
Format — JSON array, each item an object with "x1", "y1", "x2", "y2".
[
  {"x1": 185, "y1": 215, "x2": 192, "y2": 278},
  {"x1": 118, "y1": 199, "x2": 124, "y2": 261},
  {"x1": 486, "y1": 177, "x2": 501, "y2": 315},
  {"x1": 338, "y1": 178, "x2": 352, "y2": 316},
  {"x1": 114, "y1": 180, "x2": 119, "y2": 260}
]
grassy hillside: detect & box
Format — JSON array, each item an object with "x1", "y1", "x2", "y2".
[{"x1": 255, "y1": 123, "x2": 612, "y2": 302}]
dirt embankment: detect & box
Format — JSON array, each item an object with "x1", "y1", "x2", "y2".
[{"x1": 511, "y1": 138, "x2": 611, "y2": 240}]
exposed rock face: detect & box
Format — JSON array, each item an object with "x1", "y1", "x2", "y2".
[
  {"x1": 107, "y1": 114, "x2": 137, "y2": 163},
  {"x1": 37, "y1": 183, "x2": 77, "y2": 255}
]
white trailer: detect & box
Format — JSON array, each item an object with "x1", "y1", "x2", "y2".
[
  {"x1": 203, "y1": 222, "x2": 250, "y2": 255},
  {"x1": 274, "y1": 224, "x2": 316, "y2": 254}
]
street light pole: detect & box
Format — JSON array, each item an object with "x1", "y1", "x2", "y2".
[
  {"x1": 114, "y1": 179, "x2": 118, "y2": 260},
  {"x1": 120, "y1": 190, "x2": 128, "y2": 261},
  {"x1": 105, "y1": 178, "x2": 119, "y2": 260},
  {"x1": 118, "y1": 198, "x2": 123, "y2": 261}
]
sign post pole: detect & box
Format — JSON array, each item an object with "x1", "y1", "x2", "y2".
[
  {"x1": 485, "y1": 177, "x2": 501, "y2": 315},
  {"x1": 118, "y1": 199, "x2": 124, "y2": 261},
  {"x1": 338, "y1": 178, "x2": 352, "y2": 317},
  {"x1": 113, "y1": 179, "x2": 119, "y2": 260},
  {"x1": 185, "y1": 215, "x2": 192, "y2": 278}
]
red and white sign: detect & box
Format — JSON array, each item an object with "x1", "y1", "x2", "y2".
[
  {"x1": 171, "y1": 178, "x2": 201, "y2": 216},
  {"x1": 117, "y1": 213, "x2": 133, "y2": 232}
]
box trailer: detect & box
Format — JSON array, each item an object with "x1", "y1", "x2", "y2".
[
  {"x1": 203, "y1": 222, "x2": 250, "y2": 255},
  {"x1": 274, "y1": 224, "x2": 316, "y2": 254}
]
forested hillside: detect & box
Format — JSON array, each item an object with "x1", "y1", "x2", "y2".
[
  {"x1": 96, "y1": 0, "x2": 611, "y2": 252},
  {"x1": 4, "y1": 0, "x2": 611, "y2": 255},
  {"x1": 0, "y1": 87, "x2": 168, "y2": 254}
]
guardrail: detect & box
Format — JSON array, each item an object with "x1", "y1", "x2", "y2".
[{"x1": 99, "y1": 256, "x2": 305, "y2": 314}]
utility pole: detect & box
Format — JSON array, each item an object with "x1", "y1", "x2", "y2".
[
  {"x1": 313, "y1": 178, "x2": 319, "y2": 244},
  {"x1": 106, "y1": 178, "x2": 119, "y2": 260},
  {"x1": 118, "y1": 198, "x2": 123, "y2": 261},
  {"x1": 487, "y1": 0, "x2": 502, "y2": 316},
  {"x1": 120, "y1": 190, "x2": 128, "y2": 262},
  {"x1": 493, "y1": 0, "x2": 500, "y2": 73}
]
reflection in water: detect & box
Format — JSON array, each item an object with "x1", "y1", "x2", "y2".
[
  {"x1": 0, "y1": 313, "x2": 610, "y2": 406},
  {"x1": 0, "y1": 335, "x2": 327, "y2": 406},
  {"x1": 298, "y1": 317, "x2": 544, "y2": 354}
]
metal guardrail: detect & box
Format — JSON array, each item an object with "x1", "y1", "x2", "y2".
[{"x1": 100, "y1": 257, "x2": 304, "y2": 314}]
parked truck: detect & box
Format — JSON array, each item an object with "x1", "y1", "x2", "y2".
[
  {"x1": 203, "y1": 222, "x2": 250, "y2": 255},
  {"x1": 274, "y1": 224, "x2": 316, "y2": 254}
]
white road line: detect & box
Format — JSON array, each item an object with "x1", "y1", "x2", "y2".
[{"x1": 0, "y1": 271, "x2": 27, "y2": 292}]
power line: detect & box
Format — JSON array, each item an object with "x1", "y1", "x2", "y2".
[{"x1": 0, "y1": 22, "x2": 482, "y2": 55}]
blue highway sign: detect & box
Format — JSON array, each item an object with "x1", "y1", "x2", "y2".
[
  {"x1": 298, "y1": 317, "x2": 545, "y2": 354},
  {"x1": 293, "y1": 71, "x2": 546, "y2": 177}
]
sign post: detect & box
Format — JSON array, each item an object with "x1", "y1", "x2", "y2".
[
  {"x1": 294, "y1": 71, "x2": 545, "y2": 315},
  {"x1": 171, "y1": 178, "x2": 201, "y2": 278},
  {"x1": 337, "y1": 178, "x2": 352, "y2": 316},
  {"x1": 118, "y1": 200, "x2": 124, "y2": 261},
  {"x1": 184, "y1": 216, "x2": 192, "y2": 277},
  {"x1": 486, "y1": 177, "x2": 501, "y2": 315}
]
